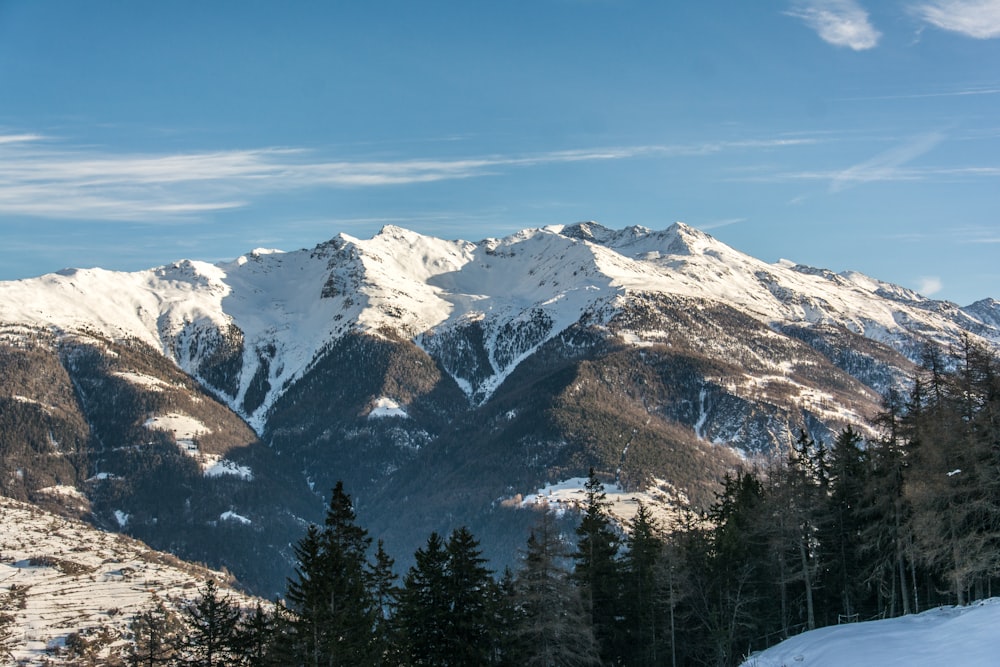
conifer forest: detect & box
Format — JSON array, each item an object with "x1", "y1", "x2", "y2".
[{"x1": 14, "y1": 336, "x2": 1000, "y2": 666}]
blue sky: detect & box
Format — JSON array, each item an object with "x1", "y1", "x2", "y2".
[{"x1": 0, "y1": 0, "x2": 998, "y2": 305}]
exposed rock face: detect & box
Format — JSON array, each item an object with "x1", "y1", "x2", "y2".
[{"x1": 1, "y1": 222, "x2": 996, "y2": 594}]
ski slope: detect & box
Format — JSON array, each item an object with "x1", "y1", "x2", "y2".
[{"x1": 742, "y1": 599, "x2": 1000, "y2": 667}]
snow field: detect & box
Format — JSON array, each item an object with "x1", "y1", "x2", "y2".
[
  {"x1": 741, "y1": 598, "x2": 1000, "y2": 667},
  {"x1": 0, "y1": 497, "x2": 261, "y2": 664}
]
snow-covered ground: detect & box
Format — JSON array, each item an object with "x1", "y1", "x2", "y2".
[
  {"x1": 741, "y1": 599, "x2": 1000, "y2": 667},
  {"x1": 514, "y1": 476, "x2": 690, "y2": 530},
  {"x1": 0, "y1": 497, "x2": 260, "y2": 664}
]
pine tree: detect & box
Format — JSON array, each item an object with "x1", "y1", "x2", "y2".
[
  {"x1": 369, "y1": 539, "x2": 399, "y2": 666},
  {"x1": 238, "y1": 602, "x2": 278, "y2": 666},
  {"x1": 126, "y1": 599, "x2": 184, "y2": 666},
  {"x1": 282, "y1": 481, "x2": 379, "y2": 666},
  {"x1": 397, "y1": 527, "x2": 500, "y2": 666},
  {"x1": 703, "y1": 469, "x2": 773, "y2": 664},
  {"x1": 822, "y1": 426, "x2": 868, "y2": 620},
  {"x1": 572, "y1": 468, "x2": 623, "y2": 664},
  {"x1": 179, "y1": 579, "x2": 244, "y2": 667},
  {"x1": 906, "y1": 340, "x2": 1000, "y2": 604},
  {"x1": 621, "y1": 501, "x2": 666, "y2": 667},
  {"x1": 861, "y1": 389, "x2": 917, "y2": 617},
  {"x1": 513, "y1": 509, "x2": 600, "y2": 667},
  {"x1": 444, "y1": 526, "x2": 496, "y2": 665},
  {"x1": 397, "y1": 531, "x2": 451, "y2": 666}
]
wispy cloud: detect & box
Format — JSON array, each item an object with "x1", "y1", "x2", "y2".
[
  {"x1": 914, "y1": 0, "x2": 1000, "y2": 39},
  {"x1": 698, "y1": 218, "x2": 747, "y2": 231},
  {"x1": 837, "y1": 86, "x2": 1000, "y2": 101},
  {"x1": 786, "y1": 0, "x2": 881, "y2": 50},
  {"x1": 0, "y1": 133, "x2": 46, "y2": 145},
  {"x1": 916, "y1": 275, "x2": 944, "y2": 296},
  {"x1": 0, "y1": 134, "x2": 815, "y2": 223},
  {"x1": 830, "y1": 132, "x2": 945, "y2": 191}
]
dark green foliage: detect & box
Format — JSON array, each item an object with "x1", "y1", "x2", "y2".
[
  {"x1": 572, "y1": 469, "x2": 624, "y2": 664},
  {"x1": 512, "y1": 510, "x2": 600, "y2": 667},
  {"x1": 397, "y1": 527, "x2": 501, "y2": 666},
  {"x1": 282, "y1": 482, "x2": 379, "y2": 666},
  {"x1": 180, "y1": 579, "x2": 245, "y2": 666},
  {"x1": 238, "y1": 602, "x2": 279, "y2": 667},
  {"x1": 396, "y1": 531, "x2": 451, "y2": 665}
]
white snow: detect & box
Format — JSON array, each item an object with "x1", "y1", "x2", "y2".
[
  {"x1": 219, "y1": 510, "x2": 251, "y2": 525},
  {"x1": 113, "y1": 509, "x2": 129, "y2": 527},
  {"x1": 204, "y1": 459, "x2": 254, "y2": 480},
  {"x1": 35, "y1": 485, "x2": 87, "y2": 501},
  {"x1": 741, "y1": 598, "x2": 1000, "y2": 667},
  {"x1": 516, "y1": 476, "x2": 689, "y2": 529},
  {"x1": 0, "y1": 496, "x2": 262, "y2": 664},
  {"x1": 112, "y1": 371, "x2": 170, "y2": 392},
  {"x1": 143, "y1": 412, "x2": 209, "y2": 441},
  {"x1": 368, "y1": 396, "x2": 409, "y2": 419},
  {"x1": 1, "y1": 221, "x2": 996, "y2": 432}
]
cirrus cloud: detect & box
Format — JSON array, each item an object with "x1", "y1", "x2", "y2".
[
  {"x1": 786, "y1": 0, "x2": 882, "y2": 50},
  {"x1": 0, "y1": 133, "x2": 816, "y2": 223},
  {"x1": 914, "y1": 0, "x2": 1000, "y2": 39}
]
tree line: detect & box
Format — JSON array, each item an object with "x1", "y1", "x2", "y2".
[{"x1": 120, "y1": 335, "x2": 1000, "y2": 666}]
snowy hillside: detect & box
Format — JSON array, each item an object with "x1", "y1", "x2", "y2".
[
  {"x1": 3, "y1": 221, "x2": 1000, "y2": 596},
  {"x1": 741, "y1": 599, "x2": 1000, "y2": 667},
  {"x1": 2, "y1": 222, "x2": 996, "y2": 432},
  {"x1": 0, "y1": 496, "x2": 259, "y2": 664}
]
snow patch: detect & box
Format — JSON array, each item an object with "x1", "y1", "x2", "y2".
[
  {"x1": 220, "y1": 510, "x2": 251, "y2": 525},
  {"x1": 112, "y1": 371, "x2": 171, "y2": 392},
  {"x1": 144, "y1": 412, "x2": 209, "y2": 441},
  {"x1": 368, "y1": 396, "x2": 409, "y2": 419},
  {"x1": 514, "y1": 477, "x2": 688, "y2": 529},
  {"x1": 36, "y1": 485, "x2": 86, "y2": 501},
  {"x1": 204, "y1": 459, "x2": 254, "y2": 480}
]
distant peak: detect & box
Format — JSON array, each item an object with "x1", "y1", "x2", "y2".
[
  {"x1": 375, "y1": 224, "x2": 429, "y2": 240},
  {"x1": 560, "y1": 221, "x2": 614, "y2": 242},
  {"x1": 558, "y1": 222, "x2": 654, "y2": 247}
]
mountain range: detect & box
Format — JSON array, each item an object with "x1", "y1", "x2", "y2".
[{"x1": 1, "y1": 221, "x2": 997, "y2": 595}]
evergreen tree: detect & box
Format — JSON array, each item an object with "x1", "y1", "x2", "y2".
[
  {"x1": 238, "y1": 602, "x2": 278, "y2": 666},
  {"x1": 397, "y1": 531, "x2": 451, "y2": 666},
  {"x1": 179, "y1": 579, "x2": 244, "y2": 667},
  {"x1": 572, "y1": 468, "x2": 623, "y2": 664},
  {"x1": 513, "y1": 509, "x2": 600, "y2": 667},
  {"x1": 703, "y1": 469, "x2": 773, "y2": 664},
  {"x1": 369, "y1": 539, "x2": 399, "y2": 666},
  {"x1": 861, "y1": 389, "x2": 917, "y2": 617},
  {"x1": 127, "y1": 599, "x2": 182, "y2": 666},
  {"x1": 621, "y1": 501, "x2": 666, "y2": 667},
  {"x1": 906, "y1": 340, "x2": 1000, "y2": 604},
  {"x1": 282, "y1": 482, "x2": 379, "y2": 666},
  {"x1": 822, "y1": 426, "x2": 868, "y2": 621},
  {"x1": 444, "y1": 526, "x2": 496, "y2": 665},
  {"x1": 397, "y1": 527, "x2": 499, "y2": 666},
  {"x1": 491, "y1": 568, "x2": 523, "y2": 667}
]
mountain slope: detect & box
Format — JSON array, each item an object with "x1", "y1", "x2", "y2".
[
  {"x1": 0, "y1": 496, "x2": 260, "y2": 665},
  {"x1": 1, "y1": 222, "x2": 997, "y2": 593}
]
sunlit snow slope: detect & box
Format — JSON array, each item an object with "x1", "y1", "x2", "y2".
[
  {"x1": 1, "y1": 222, "x2": 997, "y2": 433},
  {"x1": 741, "y1": 599, "x2": 1000, "y2": 667}
]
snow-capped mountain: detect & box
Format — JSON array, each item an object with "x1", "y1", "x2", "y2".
[
  {"x1": 1, "y1": 222, "x2": 997, "y2": 594},
  {"x1": 3, "y1": 222, "x2": 994, "y2": 428}
]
